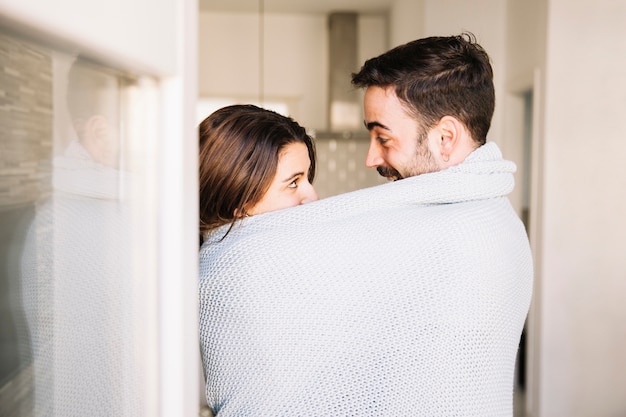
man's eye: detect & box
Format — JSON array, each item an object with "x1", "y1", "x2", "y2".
[{"x1": 376, "y1": 136, "x2": 389, "y2": 145}]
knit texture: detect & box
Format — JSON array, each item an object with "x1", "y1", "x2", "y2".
[
  {"x1": 199, "y1": 142, "x2": 533, "y2": 416},
  {"x1": 19, "y1": 141, "x2": 143, "y2": 416}
]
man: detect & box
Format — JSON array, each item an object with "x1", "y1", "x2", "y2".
[
  {"x1": 352, "y1": 32, "x2": 495, "y2": 181},
  {"x1": 199, "y1": 33, "x2": 533, "y2": 416}
]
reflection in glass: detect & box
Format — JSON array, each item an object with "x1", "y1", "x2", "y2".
[{"x1": 0, "y1": 30, "x2": 157, "y2": 416}]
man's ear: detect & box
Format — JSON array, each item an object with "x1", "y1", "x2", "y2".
[
  {"x1": 86, "y1": 115, "x2": 110, "y2": 143},
  {"x1": 81, "y1": 114, "x2": 119, "y2": 167},
  {"x1": 434, "y1": 116, "x2": 467, "y2": 164},
  {"x1": 437, "y1": 116, "x2": 461, "y2": 154},
  {"x1": 80, "y1": 115, "x2": 104, "y2": 159}
]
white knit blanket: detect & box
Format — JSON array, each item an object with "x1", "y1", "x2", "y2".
[{"x1": 199, "y1": 142, "x2": 533, "y2": 416}]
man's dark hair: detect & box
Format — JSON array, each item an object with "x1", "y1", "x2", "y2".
[{"x1": 352, "y1": 33, "x2": 494, "y2": 145}]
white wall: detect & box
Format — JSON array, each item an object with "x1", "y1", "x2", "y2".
[
  {"x1": 198, "y1": 12, "x2": 263, "y2": 97},
  {"x1": 538, "y1": 0, "x2": 626, "y2": 415},
  {"x1": 505, "y1": 0, "x2": 547, "y2": 89},
  {"x1": 198, "y1": 10, "x2": 387, "y2": 131},
  {"x1": 502, "y1": 0, "x2": 626, "y2": 415},
  {"x1": 0, "y1": 0, "x2": 177, "y2": 75},
  {"x1": 389, "y1": 0, "x2": 424, "y2": 47},
  {"x1": 502, "y1": 0, "x2": 548, "y2": 218},
  {"x1": 503, "y1": 3, "x2": 548, "y2": 415},
  {"x1": 358, "y1": 14, "x2": 389, "y2": 69},
  {"x1": 199, "y1": 11, "x2": 328, "y2": 129}
]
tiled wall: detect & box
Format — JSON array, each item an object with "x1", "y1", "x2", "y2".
[
  {"x1": 0, "y1": 31, "x2": 52, "y2": 417},
  {"x1": 0, "y1": 33, "x2": 52, "y2": 209},
  {"x1": 314, "y1": 136, "x2": 386, "y2": 199}
]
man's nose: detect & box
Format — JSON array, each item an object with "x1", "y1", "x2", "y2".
[{"x1": 365, "y1": 141, "x2": 383, "y2": 168}]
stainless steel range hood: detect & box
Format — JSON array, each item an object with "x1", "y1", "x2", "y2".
[{"x1": 316, "y1": 11, "x2": 368, "y2": 140}]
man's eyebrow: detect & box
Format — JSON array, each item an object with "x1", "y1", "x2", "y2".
[{"x1": 364, "y1": 120, "x2": 390, "y2": 131}]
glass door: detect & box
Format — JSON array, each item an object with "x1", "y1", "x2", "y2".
[
  {"x1": 0, "y1": 30, "x2": 161, "y2": 417},
  {"x1": 0, "y1": 1, "x2": 198, "y2": 415}
]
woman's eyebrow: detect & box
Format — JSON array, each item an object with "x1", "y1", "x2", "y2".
[{"x1": 281, "y1": 172, "x2": 304, "y2": 183}]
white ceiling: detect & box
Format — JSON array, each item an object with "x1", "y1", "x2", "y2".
[{"x1": 198, "y1": 0, "x2": 394, "y2": 14}]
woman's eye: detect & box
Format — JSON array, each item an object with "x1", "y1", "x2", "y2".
[{"x1": 288, "y1": 180, "x2": 298, "y2": 189}]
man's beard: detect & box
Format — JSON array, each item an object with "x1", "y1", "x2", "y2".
[
  {"x1": 376, "y1": 133, "x2": 439, "y2": 181},
  {"x1": 377, "y1": 165, "x2": 402, "y2": 181}
]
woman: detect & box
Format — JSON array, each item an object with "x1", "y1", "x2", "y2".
[
  {"x1": 198, "y1": 105, "x2": 319, "y2": 416},
  {"x1": 198, "y1": 104, "x2": 318, "y2": 244}
]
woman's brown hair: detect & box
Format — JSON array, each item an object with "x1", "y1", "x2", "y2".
[{"x1": 199, "y1": 104, "x2": 316, "y2": 241}]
